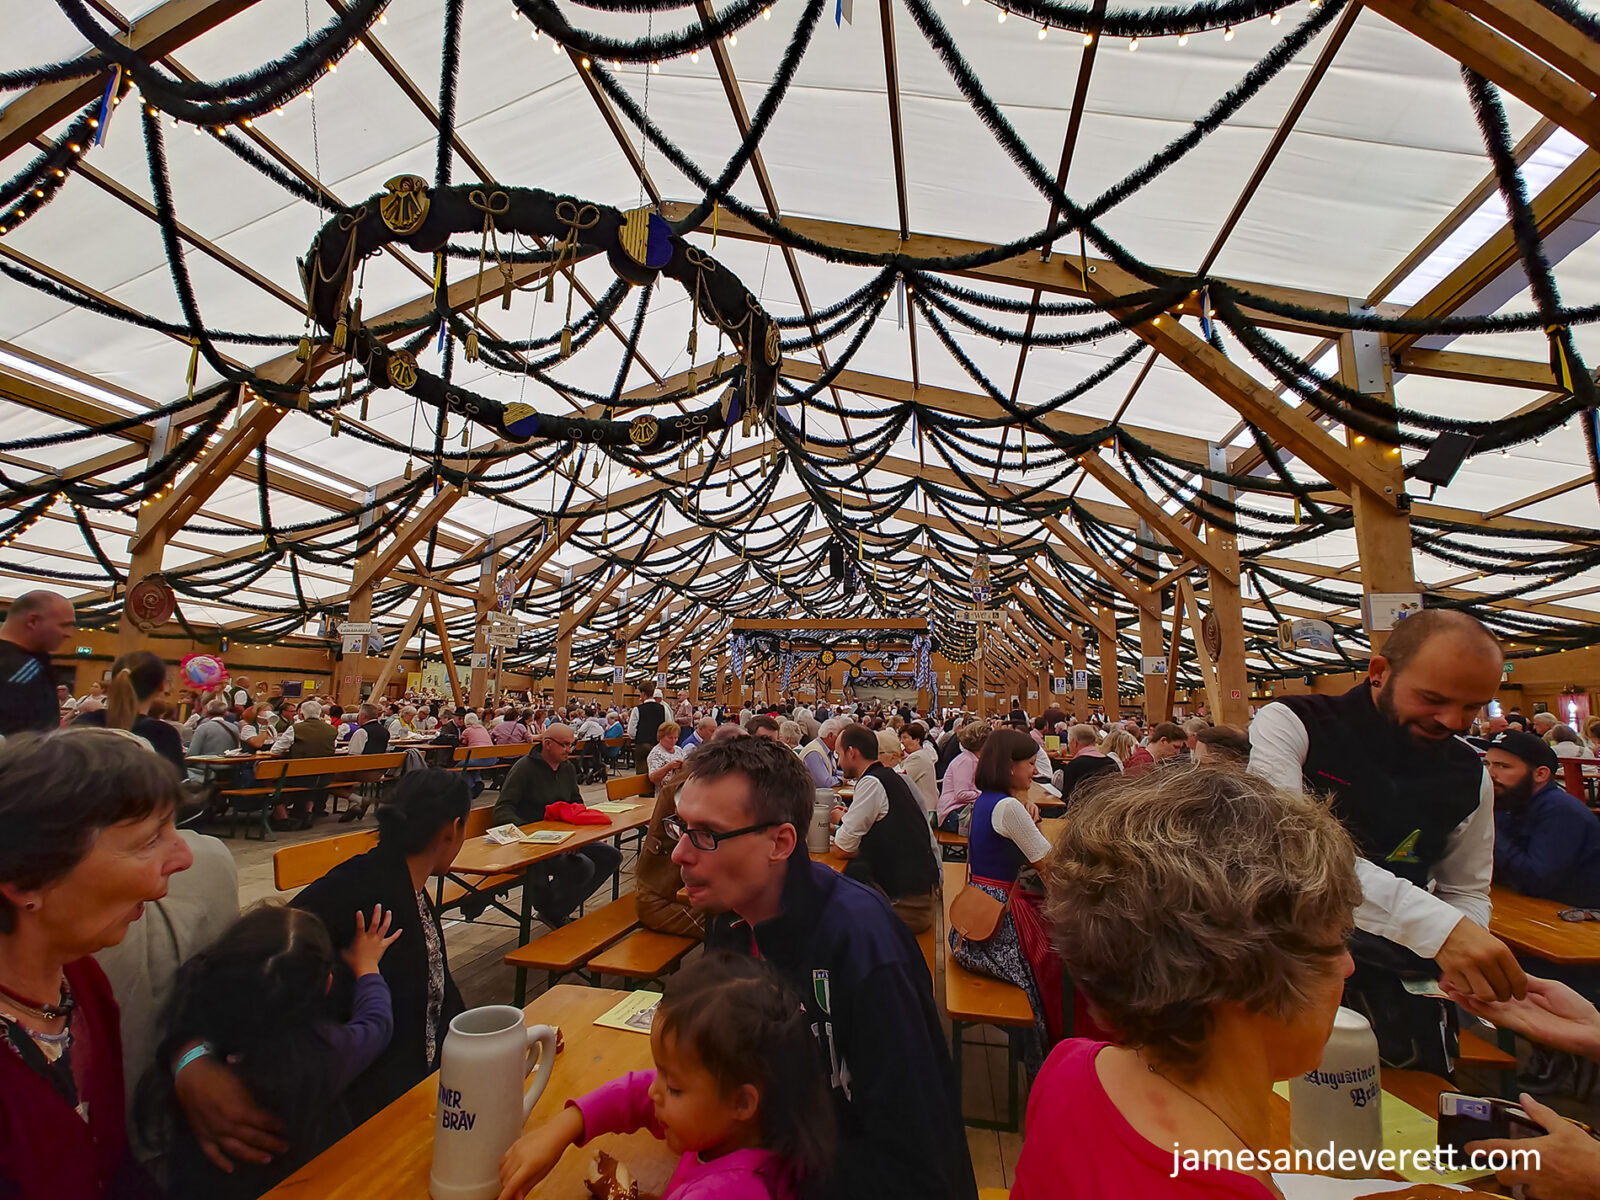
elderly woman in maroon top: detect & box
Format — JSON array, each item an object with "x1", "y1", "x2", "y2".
[{"x1": 0, "y1": 727, "x2": 193, "y2": 1199}]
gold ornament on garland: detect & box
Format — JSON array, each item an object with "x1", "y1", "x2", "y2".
[
  {"x1": 378, "y1": 174, "x2": 430, "y2": 235},
  {"x1": 387, "y1": 350, "x2": 418, "y2": 391},
  {"x1": 628, "y1": 415, "x2": 660, "y2": 447}
]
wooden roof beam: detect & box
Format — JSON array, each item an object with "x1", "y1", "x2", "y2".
[
  {"x1": 657, "y1": 203, "x2": 1409, "y2": 338},
  {"x1": 0, "y1": 0, "x2": 262, "y2": 159}
]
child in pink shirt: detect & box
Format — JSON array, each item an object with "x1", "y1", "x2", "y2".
[{"x1": 498, "y1": 954, "x2": 834, "y2": 1200}]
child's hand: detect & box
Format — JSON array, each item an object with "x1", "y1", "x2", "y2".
[
  {"x1": 498, "y1": 1107, "x2": 585, "y2": 1200},
  {"x1": 342, "y1": 905, "x2": 401, "y2": 976}
]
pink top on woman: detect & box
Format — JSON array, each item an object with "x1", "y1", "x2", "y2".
[
  {"x1": 1012, "y1": 1040, "x2": 1275, "y2": 1200},
  {"x1": 937, "y1": 748, "x2": 981, "y2": 821},
  {"x1": 570, "y1": 1070, "x2": 793, "y2": 1200}
]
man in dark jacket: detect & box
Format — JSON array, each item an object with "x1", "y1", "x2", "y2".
[
  {"x1": 492, "y1": 722, "x2": 620, "y2": 926},
  {"x1": 1488, "y1": 730, "x2": 1600, "y2": 908},
  {"x1": 672, "y1": 737, "x2": 976, "y2": 1200},
  {"x1": 831, "y1": 722, "x2": 939, "y2": 933}
]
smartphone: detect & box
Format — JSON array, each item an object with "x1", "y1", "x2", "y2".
[{"x1": 1437, "y1": 1092, "x2": 1542, "y2": 1156}]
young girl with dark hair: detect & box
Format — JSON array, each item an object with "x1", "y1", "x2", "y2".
[
  {"x1": 498, "y1": 953, "x2": 835, "y2": 1200},
  {"x1": 147, "y1": 903, "x2": 397, "y2": 1199},
  {"x1": 73, "y1": 651, "x2": 184, "y2": 772}
]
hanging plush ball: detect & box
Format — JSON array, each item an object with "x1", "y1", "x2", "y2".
[{"x1": 180, "y1": 652, "x2": 229, "y2": 692}]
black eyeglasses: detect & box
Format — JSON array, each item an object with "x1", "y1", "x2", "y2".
[
  {"x1": 1558, "y1": 908, "x2": 1600, "y2": 923},
  {"x1": 660, "y1": 814, "x2": 776, "y2": 851}
]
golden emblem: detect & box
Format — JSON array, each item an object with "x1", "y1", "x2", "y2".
[
  {"x1": 387, "y1": 350, "x2": 418, "y2": 391},
  {"x1": 764, "y1": 322, "x2": 781, "y2": 366},
  {"x1": 379, "y1": 175, "x2": 430, "y2": 235},
  {"x1": 628, "y1": 414, "x2": 660, "y2": 446},
  {"x1": 619, "y1": 207, "x2": 653, "y2": 266}
]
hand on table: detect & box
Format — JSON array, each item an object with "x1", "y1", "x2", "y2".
[
  {"x1": 342, "y1": 904, "x2": 402, "y2": 977},
  {"x1": 1467, "y1": 1092, "x2": 1600, "y2": 1200},
  {"x1": 1023, "y1": 798, "x2": 1041, "y2": 822},
  {"x1": 830, "y1": 805, "x2": 847, "y2": 827},
  {"x1": 173, "y1": 1050, "x2": 287, "y2": 1172},
  {"x1": 1442, "y1": 975, "x2": 1600, "y2": 1061},
  {"x1": 1436, "y1": 917, "x2": 1528, "y2": 1003},
  {"x1": 498, "y1": 1105, "x2": 585, "y2": 1200}
]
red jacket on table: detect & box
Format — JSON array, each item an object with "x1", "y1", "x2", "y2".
[{"x1": 0, "y1": 957, "x2": 155, "y2": 1200}]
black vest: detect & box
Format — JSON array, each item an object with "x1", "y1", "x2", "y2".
[
  {"x1": 634, "y1": 699, "x2": 666, "y2": 746},
  {"x1": 849, "y1": 763, "x2": 940, "y2": 900},
  {"x1": 358, "y1": 719, "x2": 390, "y2": 755},
  {"x1": 1276, "y1": 683, "x2": 1483, "y2": 888}
]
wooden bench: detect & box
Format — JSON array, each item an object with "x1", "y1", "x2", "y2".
[
  {"x1": 452, "y1": 742, "x2": 537, "y2": 791},
  {"x1": 941, "y1": 861, "x2": 1034, "y2": 1131},
  {"x1": 934, "y1": 828, "x2": 968, "y2": 862},
  {"x1": 503, "y1": 895, "x2": 642, "y2": 990},
  {"x1": 606, "y1": 772, "x2": 652, "y2": 803},
  {"x1": 222, "y1": 752, "x2": 405, "y2": 841},
  {"x1": 587, "y1": 929, "x2": 699, "y2": 988}
]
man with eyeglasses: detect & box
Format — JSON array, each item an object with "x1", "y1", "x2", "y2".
[
  {"x1": 492, "y1": 722, "x2": 621, "y2": 927},
  {"x1": 669, "y1": 737, "x2": 976, "y2": 1200}
]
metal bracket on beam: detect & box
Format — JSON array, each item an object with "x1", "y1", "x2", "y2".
[
  {"x1": 1347, "y1": 298, "x2": 1386, "y2": 394},
  {"x1": 1206, "y1": 443, "x2": 1234, "y2": 505},
  {"x1": 358, "y1": 486, "x2": 377, "y2": 533}
]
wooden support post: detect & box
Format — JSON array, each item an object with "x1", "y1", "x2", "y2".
[
  {"x1": 612, "y1": 643, "x2": 627, "y2": 708},
  {"x1": 717, "y1": 652, "x2": 729, "y2": 707},
  {"x1": 689, "y1": 652, "x2": 703, "y2": 708},
  {"x1": 554, "y1": 632, "x2": 573, "y2": 710},
  {"x1": 1097, "y1": 608, "x2": 1119, "y2": 719},
  {"x1": 369, "y1": 594, "x2": 429, "y2": 699},
  {"x1": 427, "y1": 590, "x2": 464, "y2": 705},
  {"x1": 976, "y1": 633, "x2": 988, "y2": 719},
  {"x1": 468, "y1": 551, "x2": 497, "y2": 708},
  {"x1": 119, "y1": 412, "x2": 182, "y2": 655},
  {"x1": 1070, "y1": 639, "x2": 1087, "y2": 716},
  {"x1": 1139, "y1": 599, "x2": 1169, "y2": 724},
  {"x1": 1163, "y1": 590, "x2": 1185, "y2": 722},
  {"x1": 1204, "y1": 526, "x2": 1251, "y2": 728},
  {"x1": 1340, "y1": 333, "x2": 1416, "y2": 657}
]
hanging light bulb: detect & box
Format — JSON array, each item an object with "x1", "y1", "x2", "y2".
[
  {"x1": 552, "y1": 39, "x2": 561, "y2": 53},
  {"x1": 763, "y1": 5, "x2": 772, "y2": 16},
  {"x1": 997, "y1": 7, "x2": 1007, "y2": 21},
  {"x1": 650, "y1": 61, "x2": 661, "y2": 73},
  {"x1": 1270, "y1": 9, "x2": 1281, "y2": 21},
  {"x1": 581, "y1": 56, "x2": 591, "y2": 68},
  {"x1": 1224, "y1": 24, "x2": 1235, "y2": 38},
  {"x1": 1177, "y1": 32, "x2": 1189, "y2": 44},
  {"x1": 530, "y1": 27, "x2": 539, "y2": 39},
  {"x1": 1128, "y1": 35, "x2": 1139, "y2": 49},
  {"x1": 1038, "y1": 24, "x2": 1048, "y2": 38},
  {"x1": 728, "y1": 32, "x2": 737, "y2": 45},
  {"x1": 1082, "y1": 30, "x2": 1094, "y2": 44},
  {"x1": 690, "y1": 50, "x2": 700, "y2": 62}
]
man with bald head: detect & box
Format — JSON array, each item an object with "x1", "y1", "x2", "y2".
[
  {"x1": 1251, "y1": 609, "x2": 1525, "y2": 1068},
  {"x1": 493, "y1": 721, "x2": 621, "y2": 925},
  {"x1": 0, "y1": 590, "x2": 76, "y2": 735}
]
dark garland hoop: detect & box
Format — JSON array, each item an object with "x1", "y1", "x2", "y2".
[{"x1": 300, "y1": 179, "x2": 783, "y2": 450}]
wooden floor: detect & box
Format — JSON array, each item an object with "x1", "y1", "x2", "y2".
[{"x1": 223, "y1": 776, "x2": 1027, "y2": 1190}]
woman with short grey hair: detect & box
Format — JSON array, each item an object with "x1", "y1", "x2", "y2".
[{"x1": 1013, "y1": 765, "x2": 1361, "y2": 1199}]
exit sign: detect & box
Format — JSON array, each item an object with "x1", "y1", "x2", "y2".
[{"x1": 75, "y1": 646, "x2": 93, "y2": 656}]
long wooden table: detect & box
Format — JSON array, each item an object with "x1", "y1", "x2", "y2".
[
  {"x1": 261, "y1": 985, "x2": 677, "y2": 1200},
  {"x1": 1491, "y1": 884, "x2": 1600, "y2": 965},
  {"x1": 450, "y1": 807, "x2": 654, "y2": 1004}
]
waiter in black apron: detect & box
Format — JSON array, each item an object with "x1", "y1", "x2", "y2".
[{"x1": 1250, "y1": 609, "x2": 1526, "y2": 1069}]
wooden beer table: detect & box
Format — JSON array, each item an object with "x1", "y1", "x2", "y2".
[
  {"x1": 448, "y1": 808, "x2": 653, "y2": 1004},
  {"x1": 1490, "y1": 884, "x2": 1600, "y2": 965},
  {"x1": 260, "y1": 985, "x2": 677, "y2": 1200}
]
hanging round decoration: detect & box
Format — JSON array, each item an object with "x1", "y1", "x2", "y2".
[
  {"x1": 1201, "y1": 610, "x2": 1224, "y2": 660},
  {"x1": 300, "y1": 181, "x2": 783, "y2": 451},
  {"x1": 818, "y1": 649, "x2": 836, "y2": 666},
  {"x1": 124, "y1": 574, "x2": 176, "y2": 633},
  {"x1": 848, "y1": 664, "x2": 861, "y2": 680}
]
